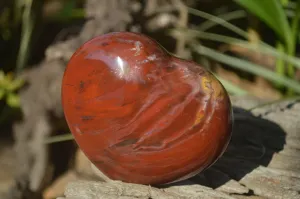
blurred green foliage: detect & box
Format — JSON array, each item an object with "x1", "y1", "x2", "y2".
[
  {"x1": 0, "y1": 71, "x2": 24, "y2": 108},
  {"x1": 0, "y1": 0, "x2": 85, "y2": 73},
  {"x1": 171, "y1": 0, "x2": 300, "y2": 97},
  {"x1": 0, "y1": 0, "x2": 85, "y2": 124},
  {"x1": 234, "y1": 0, "x2": 300, "y2": 95}
]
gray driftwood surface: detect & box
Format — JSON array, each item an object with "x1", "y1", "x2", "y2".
[{"x1": 58, "y1": 97, "x2": 300, "y2": 199}]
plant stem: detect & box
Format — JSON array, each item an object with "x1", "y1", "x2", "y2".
[
  {"x1": 275, "y1": 42, "x2": 285, "y2": 90},
  {"x1": 197, "y1": 10, "x2": 247, "y2": 32},
  {"x1": 187, "y1": 7, "x2": 249, "y2": 39},
  {"x1": 15, "y1": 0, "x2": 44, "y2": 75},
  {"x1": 15, "y1": 0, "x2": 34, "y2": 75},
  {"x1": 44, "y1": 133, "x2": 74, "y2": 144},
  {"x1": 286, "y1": 0, "x2": 300, "y2": 95}
]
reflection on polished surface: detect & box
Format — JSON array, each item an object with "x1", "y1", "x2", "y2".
[{"x1": 61, "y1": 32, "x2": 233, "y2": 185}]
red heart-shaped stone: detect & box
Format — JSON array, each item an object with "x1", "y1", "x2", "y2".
[{"x1": 61, "y1": 32, "x2": 232, "y2": 185}]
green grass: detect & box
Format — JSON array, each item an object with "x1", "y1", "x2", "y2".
[{"x1": 170, "y1": 1, "x2": 300, "y2": 96}]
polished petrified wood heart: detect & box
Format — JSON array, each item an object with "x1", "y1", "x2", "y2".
[{"x1": 61, "y1": 32, "x2": 232, "y2": 185}]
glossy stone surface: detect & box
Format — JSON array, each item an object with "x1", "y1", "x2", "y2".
[{"x1": 61, "y1": 32, "x2": 232, "y2": 185}]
